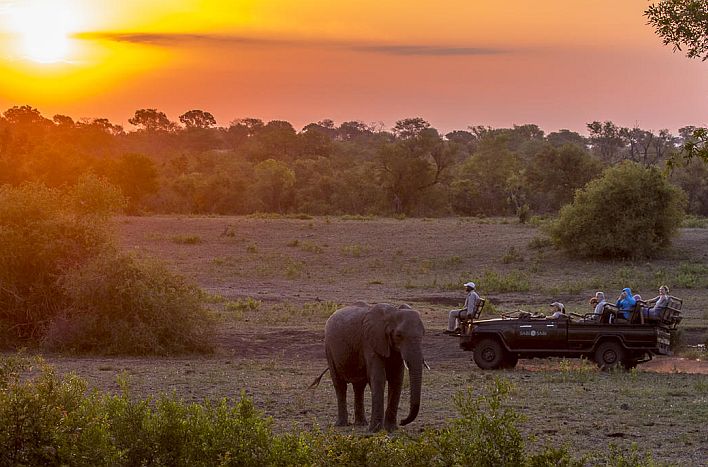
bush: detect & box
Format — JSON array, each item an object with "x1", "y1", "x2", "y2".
[
  {"x1": 549, "y1": 162, "x2": 686, "y2": 259},
  {"x1": 44, "y1": 253, "x2": 214, "y2": 355},
  {"x1": 0, "y1": 180, "x2": 122, "y2": 343},
  {"x1": 0, "y1": 357, "x2": 659, "y2": 466}
]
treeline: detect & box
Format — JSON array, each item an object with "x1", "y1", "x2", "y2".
[{"x1": 1, "y1": 105, "x2": 706, "y2": 217}]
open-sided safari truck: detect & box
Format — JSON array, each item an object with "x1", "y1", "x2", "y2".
[{"x1": 457, "y1": 296, "x2": 682, "y2": 370}]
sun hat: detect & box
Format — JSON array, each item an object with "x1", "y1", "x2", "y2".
[{"x1": 463, "y1": 282, "x2": 476, "y2": 289}]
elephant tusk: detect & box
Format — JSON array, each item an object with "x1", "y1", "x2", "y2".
[
  {"x1": 424, "y1": 361, "x2": 431, "y2": 370},
  {"x1": 403, "y1": 361, "x2": 409, "y2": 370}
]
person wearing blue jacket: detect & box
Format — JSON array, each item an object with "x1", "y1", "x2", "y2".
[{"x1": 616, "y1": 287, "x2": 636, "y2": 320}]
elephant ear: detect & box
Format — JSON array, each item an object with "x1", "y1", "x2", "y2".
[{"x1": 363, "y1": 303, "x2": 393, "y2": 358}]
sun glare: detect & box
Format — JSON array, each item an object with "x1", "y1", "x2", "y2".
[{"x1": 8, "y1": 0, "x2": 79, "y2": 63}]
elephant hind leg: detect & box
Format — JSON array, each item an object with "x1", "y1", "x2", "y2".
[
  {"x1": 353, "y1": 381, "x2": 368, "y2": 426},
  {"x1": 330, "y1": 373, "x2": 349, "y2": 426}
]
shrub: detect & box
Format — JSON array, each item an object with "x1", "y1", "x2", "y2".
[
  {"x1": 549, "y1": 162, "x2": 685, "y2": 259},
  {"x1": 44, "y1": 253, "x2": 214, "y2": 355},
  {"x1": 225, "y1": 297, "x2": 262, "y2": 313},
  {"x1": 171, "y1": 235, "x2": 202, "y2": 244},
  {"x1": 0, "y1": 180, "x2": 122, "y2": 343},
  {"x1": 501, "y1": 246, "x2": 524, "y2": 263},
  {"x1": 481, "y1": 270, "x2": 531, "y2": 293},
  {"x1": 0, "y1": 355, "x2": 117, "y2": 466},
  {"x1": 1, "y1": 358, "x2": 660, "y2": 466}
]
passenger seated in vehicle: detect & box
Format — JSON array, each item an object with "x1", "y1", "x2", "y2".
[
  {"x1": 591, "y1": 291, "x2": 606, "y2": 318},
  {"x1": 644, "y1": 285, "x2": 670, "y2": 320},
  {"x1": 615, "y1": 288, "x2": 636, "y2": 320},
  {"x1": 548, "y1": 302, "x2": 566, "y2": 319}
]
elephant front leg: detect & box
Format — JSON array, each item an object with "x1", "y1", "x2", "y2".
[
  {"x1": 384, "y1": 354, "x2": 404, "y2": 432},
  {"x1": 353, "y1": 381, "x2": 368, "y2": 426},
  {"x1": 368, "y1": 361, "x2": 386, "y2": 432}
]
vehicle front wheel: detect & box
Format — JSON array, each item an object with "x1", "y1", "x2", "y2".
[
  {"x1": 473, "y1": 338, "x2": 505, "y2": 370},
  {"x1": 594, "y1": 341, "x2": 626, "y2": 371}
]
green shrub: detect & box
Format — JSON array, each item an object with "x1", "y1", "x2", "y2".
[
  {"x1": 225, "y1": 297, "x2": 262, "y2": 313},
  {"x1": 0, "y1": 180, "x2": 123, "y2": 343},
  {"x1": 3, "y1": 358, "x2": 660, "y2": 466},
  {"x1": 171, "y1": 235, "x2": 202, "y2": 244},
  {"x1": 0, "y1": 355, "x2": 117, "y2": 466},
  {"x1": 549, "y1": 162, "x2": 685, "y2": 259},
  {"x1": 44, "y1": 253, "x2": 214, "y2": 355},
  {"x1": 681, "y1": 215, "x2": 708, "y2": 228},
  {"x1": 528, "y1": 235, "x2": 553, "y2": 250},
  {"x1": 502, "y1": 246, "x2": 524, "y2": 264},
  {"x1": 481, "y1": 270, "x2": 531, "y2": 293}
]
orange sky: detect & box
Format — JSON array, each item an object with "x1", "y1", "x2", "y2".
[{"x1": 0, "y1": 0, "x2": 705, "y2": 133}]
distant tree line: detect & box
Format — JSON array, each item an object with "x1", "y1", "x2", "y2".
[{"x1": 1, "y1": 105, "x2": 706, "y2": 217}]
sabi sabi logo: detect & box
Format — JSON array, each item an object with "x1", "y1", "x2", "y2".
[{"x1": 519, "y1": 327, "x2": 547, "y2": 337}]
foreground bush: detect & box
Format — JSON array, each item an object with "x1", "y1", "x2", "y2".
[
  {"x1": 549, "y1": 161, "x2": 685, "y2": 259},
  {"x1": 44, "y1": 253, "x2": 213, "y2": 355},
  {"x1": 0, "y1": 179, "x2": 122, "y2": 343},
  {"x1": 0, "y1": 355, "x2": 659, "y2": 466},
  {"x1": 0, "y1": 180, "x2": 213, "y2": 354}
]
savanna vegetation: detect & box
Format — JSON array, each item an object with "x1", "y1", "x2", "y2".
[
  {"x1": 1, "y1": 105, "x2": 706, "y2": 220},
  {"x1": 0, "y1": 353, "x2": 671, "y2": 467}
]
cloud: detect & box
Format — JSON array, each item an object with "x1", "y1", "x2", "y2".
[{"x1": 72, "y1": 31, "x2": 507, "y2": 57}]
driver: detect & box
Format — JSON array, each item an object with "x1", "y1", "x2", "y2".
[{"x1": 444, "y1": 281, "x2": 479, "y2": 334}]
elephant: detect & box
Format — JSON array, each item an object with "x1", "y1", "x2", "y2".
[{"x1": 322, "y1": 301, "x2": 425, "y2": 432}]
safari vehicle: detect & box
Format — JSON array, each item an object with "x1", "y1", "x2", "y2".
[{"x1": 457, "y1": 297, "x2": 682, "y2": 370}]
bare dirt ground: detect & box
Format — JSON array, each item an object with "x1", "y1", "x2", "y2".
[{"x1": 42, "y1": 216, "x2": 708, "y2": 465}]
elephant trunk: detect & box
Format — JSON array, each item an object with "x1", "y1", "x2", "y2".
[{"x1": 400, "y1": 347, "x2": 423, "y2": 426}]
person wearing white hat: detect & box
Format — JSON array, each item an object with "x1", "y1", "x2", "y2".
[
  {"x1": 444, "y1": 281, "x2": 479, "y2": 334},
  {"x1": 548, "y1": 302, "x2": 566, "y2": 319}
]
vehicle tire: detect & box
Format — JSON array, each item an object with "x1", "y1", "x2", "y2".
[
  {"x1": 594, "y1": 341, "x2": 626, "y2": 371},
  {"x1": 473, "y1": 338, "x2": 505, "y2": 370},
  {"x1": 502, "y1": 353, "x2": 518, "y2": 369}
]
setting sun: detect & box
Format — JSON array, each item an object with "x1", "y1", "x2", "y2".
[{"x1": 8, "y1": 0, "x2": 79, "y2": 63}]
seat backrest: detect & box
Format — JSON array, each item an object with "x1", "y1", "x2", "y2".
[
  {"x1": 600, "y1": 303, "x2": 618, "y2": 323},
  {"x1": 472, "y1": 298, "x2": 486, "y2": 320},
  {"x1": 660, "y1": 296, "x2": 683, "y2": 328},
  {"x1": 629, "y1": 300, "x2": 646, "y2": 324}
]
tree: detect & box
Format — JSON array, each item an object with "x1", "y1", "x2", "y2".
[
  {"x1": 128, "y1": 109, "x2": 176, "y2": 132},
  {"x1": 549, "y1": 162, "x2": 686, "y2": 258},
  {"x1": 546, "y1": 129, "x2": 587, "y2": 149},
  {"x1": 252, "y1": 159, "x2": 295, "y2": 212},
  {"x1": 179, "y1": 109, "x2": 217, "y2": 129},
  {"x1": 393, "y1": 117, "x2": 431, "y2": 139},
  {"x1": 525, "y1": 144, "x2": 602, "y2": 212},
  {"x1": 3, "y1": 105, "x2": 52, "y2": 127},
  {"x1": 645, "y1": 2, "x2": 707, "y2": 165},
  {"x1": 587, "y1": 121, "x2": 625, "y2": 162},
  {"x1": 109, "y1": 153, "x2": 159, "y2": 212},
  {"x1": 645, "y1": 0, "x2": 708, "y2": 60},
  {"x1": 377, "y1": 127, "x2": 457, "y2": 214}
]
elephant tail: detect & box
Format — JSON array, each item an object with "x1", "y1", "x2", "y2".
[{"x1": 308, "y1": 367, "x2": 329, "y2": 389}]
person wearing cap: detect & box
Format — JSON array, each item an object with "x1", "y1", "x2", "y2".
[
  {"x1": 592, "y1": 291, "x2": 607, "y2": 317},
  {"x1": 444, "y1": 281, "x2": 479, "y2": 334},
  {"x1": 548, "y1": 302, "x2": 566, "y2": 319}
]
